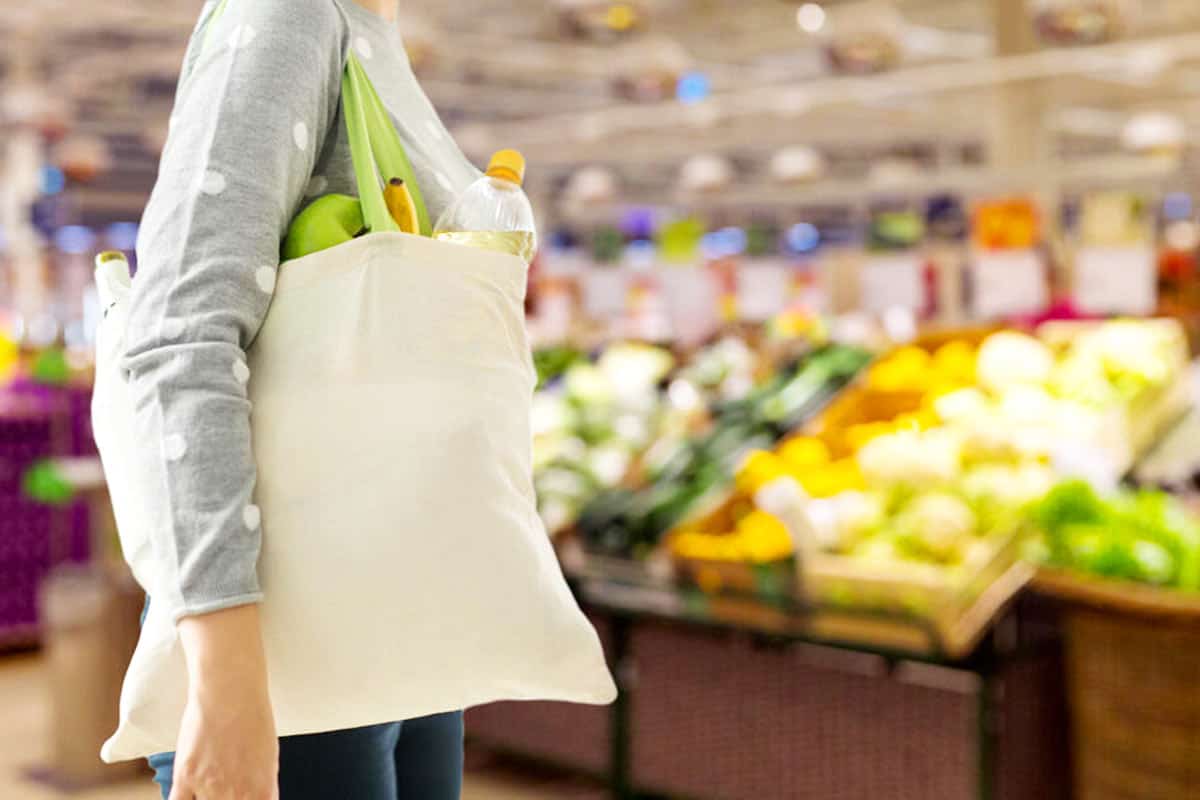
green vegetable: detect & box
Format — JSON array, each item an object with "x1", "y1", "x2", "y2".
[
  {"x1": 23, "y1": 460, "x2": 75, "y2": 506},
  {"x1": 1031, "y1": 480, "x2": 1200, "y2": 589},
  {"x1": 533, "y1": 346, "x2": 585, "y2": 389},
  {"x1": 31, "y1": 348, "x2": 70, "y2": 385}
]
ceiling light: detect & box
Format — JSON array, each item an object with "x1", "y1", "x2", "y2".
[
  {"x1": 679, "y1": 154, "x2": 734, "y2": 194},
  {"x1": 1120, "y1": 111, "x2": 1185, "y2": 153},
  {"x1": 606, "y1": 3, "x2": 639, "y2": 32},
  {"x1": 797, "y1": 3, "x2": 826, "y2": 34},
  {"x1": 770, "y1": 147, "x2": 826, "y2": 184},
  {"x1": 676, "y1": 71, "x2": 711, "y2": 104},
  {"x1": 565, "y1": 166, "x2": 618, "y2": 205}
]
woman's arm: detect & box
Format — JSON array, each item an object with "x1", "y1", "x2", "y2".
[
  {"x1": 170, "y1": 606, "x2": 278, "y2": 800},
  {"x1": 124, "y1": 0, "x2": 343, "y2": 620},
  {"x1": 123, "y1": 0, "x2": 346, "y2": 794}
]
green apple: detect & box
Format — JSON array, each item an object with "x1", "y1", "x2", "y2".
[{"x1": 281, "y1": 194, "x2": 365, "y2": 261}]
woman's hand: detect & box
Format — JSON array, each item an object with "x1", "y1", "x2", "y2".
[{"x1": 169, "y1": 605, "x2": 279, "y2": 800}]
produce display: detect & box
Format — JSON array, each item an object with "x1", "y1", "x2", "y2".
[
  {"x1": 1029, "y1": 480, "x2": 1200, "y2": 590},
  {"x1": 666, "y1": 320, "x2": 1190, "y2": 619},
  {"x1": 533, "y1": 342, "x2": 679, "y2": 536},
  {"x1": 533, "y1": 314, "x2": 1198, "y2": 655},
  {"x1": 532, "y1": 345, "x2": 587, "y2": 388},
  {"x1": 573, "y1": 344, "x2": 872, "y2": 558}
]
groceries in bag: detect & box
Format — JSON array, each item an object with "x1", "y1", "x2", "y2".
[
  {"x1": 95, "y1": 251, "x2": 133, "y2": 313},
  {"x1": 281, "y1": 177, "x2": 421, "y2": 261},
  {"x1": 384, "y1": 178, "x2": 420, "y2": 235},
  {"x1": 434, "y1": 149, "x2": 537, "y2": 263},
  {"x1": 281, "y1": 194, "x2": 366, "y2": 261}
]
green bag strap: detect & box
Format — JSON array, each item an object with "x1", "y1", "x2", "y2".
[
  {"x1": 346, "y1": 56, "x2": 432, "y2": 236},
  {"x1": 343, "y1": 54, "x2": 432, "y2": 235},
  {"x1": 200, "y1": 0, "x2": 430, "y2": 236},
  {"x1": 341, "y1": 56, "x2": 397, "y2": 234}
]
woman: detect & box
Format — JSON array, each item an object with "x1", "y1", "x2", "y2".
[{"x1": 124, "y1": 0, "x2": 479, "y2": 796}]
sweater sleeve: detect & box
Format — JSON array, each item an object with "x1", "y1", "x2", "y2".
[{"x1": 122, "y1": 0, "x2": 346, "y2": 621}]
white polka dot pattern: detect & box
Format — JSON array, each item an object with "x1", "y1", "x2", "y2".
[
  {"x1": 255, "y1": 266, "x2": 276, "y2": 293},
  {"x1": 119, "y1": 0, "x2": 493, "y2": 619},
  {"x1": 200, "y1": 170, "x2": 226, "y2": 195},
  {"x1": 163, "y1": 434, "x2": 188, "y2": 462},
  {"x1": 243, "y1": 504, "x2": 261, "y2": 531}
]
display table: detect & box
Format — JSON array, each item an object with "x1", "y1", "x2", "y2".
[
  {"x1": 467, "y1": 559, "x2": 1070, "y2": 800},
  {"x1": 0, "y1": 388, "x2": 97, "y2": 649}
]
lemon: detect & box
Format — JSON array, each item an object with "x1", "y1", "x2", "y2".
[{"x1": 778, "y1": 436, "x2": 831, "y2": 470}]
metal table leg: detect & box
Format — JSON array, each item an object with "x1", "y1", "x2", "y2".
[{"x1": 609, "y1": 614, "x2": 636, "y2": 799}]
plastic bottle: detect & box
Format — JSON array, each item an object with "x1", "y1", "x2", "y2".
[
  {"x1": 94, "y1": 251, "x2": 132, "y2": 314},
  {"x1": 434, "y1": 149, "x2": 537, "y2": 263}
]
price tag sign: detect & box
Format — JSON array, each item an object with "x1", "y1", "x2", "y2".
[
  {"x1": 1074, "y1": 246, "x2": 1156, "y2": 315},
  {"x1": 540, "y1": 249, "x2": 587, "y2": 277},
  {"x1": 859, "y1": 253, "x2": 923, "y2": 313},
  {"x1": 970, "y1": 249, "x2": 1047, "y2": 319},
  {"x1": 581, "y1": 267, "x2": 629, "y2": 320},
  {"x1": 658, "y1": 265, "x2": 719, "y2": 344},
  {"x1": 737, "y1": 260, "x2": 792, "y2": 321}
]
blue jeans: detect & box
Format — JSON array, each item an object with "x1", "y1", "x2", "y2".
[{"x1": 148, "y1": 711, "x2": 464, "y2": 799}]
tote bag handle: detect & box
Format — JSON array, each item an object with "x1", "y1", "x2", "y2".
[
  {"x1": 200, "y1": 0, "x2": 432, "y2": 236},
  {"x1": 342, "y1": 54, "x2": 432, "y2": 236}
]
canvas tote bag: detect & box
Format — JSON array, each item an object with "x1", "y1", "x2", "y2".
[{"x1": 93, "y1": 43, "x2": 615, "y2": 763}]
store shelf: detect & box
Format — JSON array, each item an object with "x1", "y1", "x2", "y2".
[{"x1": 565, "y1": 537, "x2": 1033, "y2": 663}]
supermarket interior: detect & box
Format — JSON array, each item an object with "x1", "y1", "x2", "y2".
[{"x1": 6, "y1": 0, "x2": 1200, "y2": 798}]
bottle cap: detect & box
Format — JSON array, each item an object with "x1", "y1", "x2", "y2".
[{"x1": 486, "y1": 149, "x2": 525, "y2": 186}]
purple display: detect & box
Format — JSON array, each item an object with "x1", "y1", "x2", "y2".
[{"x1": 0, "y1": 383, "x2": 94, "y2": 647}]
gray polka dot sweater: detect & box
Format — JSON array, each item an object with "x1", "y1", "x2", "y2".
[{"x1": 123, "y1": 0, "x2": 480, "y2": 621}]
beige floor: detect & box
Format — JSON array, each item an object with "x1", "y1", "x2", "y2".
[{"x1": 0, "y1": 654, "x2": 592, "y2": 800}]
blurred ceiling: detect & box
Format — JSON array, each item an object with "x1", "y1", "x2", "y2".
[{"x1": 4, "y1": 0, "x2": 1200, "y2": 222}]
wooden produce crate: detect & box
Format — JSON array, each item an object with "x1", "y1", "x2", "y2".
[
  {"x1": 1036, "y1": 318, "x2": 1191, "y2": 474},
  {"x1": 664, "y1": 487, "x2": 1032, "y2": 658},
  {"x1": 802, "y1": 383, "x2": 927, "y2": 459},
  {"x1": 805, "y1": 529, "x2": 1033, "y2": 659},
  {"x1": 1033, "y1": 568, "x2": 1200, "y2": 800},
  {"x1": 796, "y1": 326, "x2": 994, "y2": 458}
]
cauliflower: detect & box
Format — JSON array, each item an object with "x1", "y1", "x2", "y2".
[
  {"x1": 585, "y1": 445, "x2": 633, "y2": 487},
  {"x1": 997, "y1": 384, "x2": 1061, "y2": 425},
  {"x1": 892, "y1": 492, "x2": 977, "y2": 563},
  {"x1": 857, "y1": 428, "x2": 962, "y2": 487},
  {"x1": 799, "y1": 490, "x2": 887, "y2": 551},
  {"x1": 976, "y1": 331, "x2": 1054, "y2": 393},
  {"x1": 833, "y1": 491, "x2": 887, "y2": 544},
  {"x1": 961, "y1": 463, "x2": 1057, "y2": 509},
  {"x1": 955, "y1": 411, "x2": 1027, "y2": 461},
  {"x1": 1050, "y1": 351, "x2": 1118, "y2": 408},
  {"x1": 1076, "y1": 320, "x2": 1181, "y2": 391},
  {"x1": 564, "y1": 364, "x2": 614, "y2": 407},
  {"x1": 598, "y1": 343, "x2": 675, "y2": 406},
  {"x1": 531, "y1": 392, "x2": 572, "y2": 437},
  {"x1": 932, "y1": 387, "x2": 990, "y2": 422}
]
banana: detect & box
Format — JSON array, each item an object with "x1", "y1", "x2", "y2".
[{"x1": 384, "y1": 178, "x2": 420, "y2": 235}]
